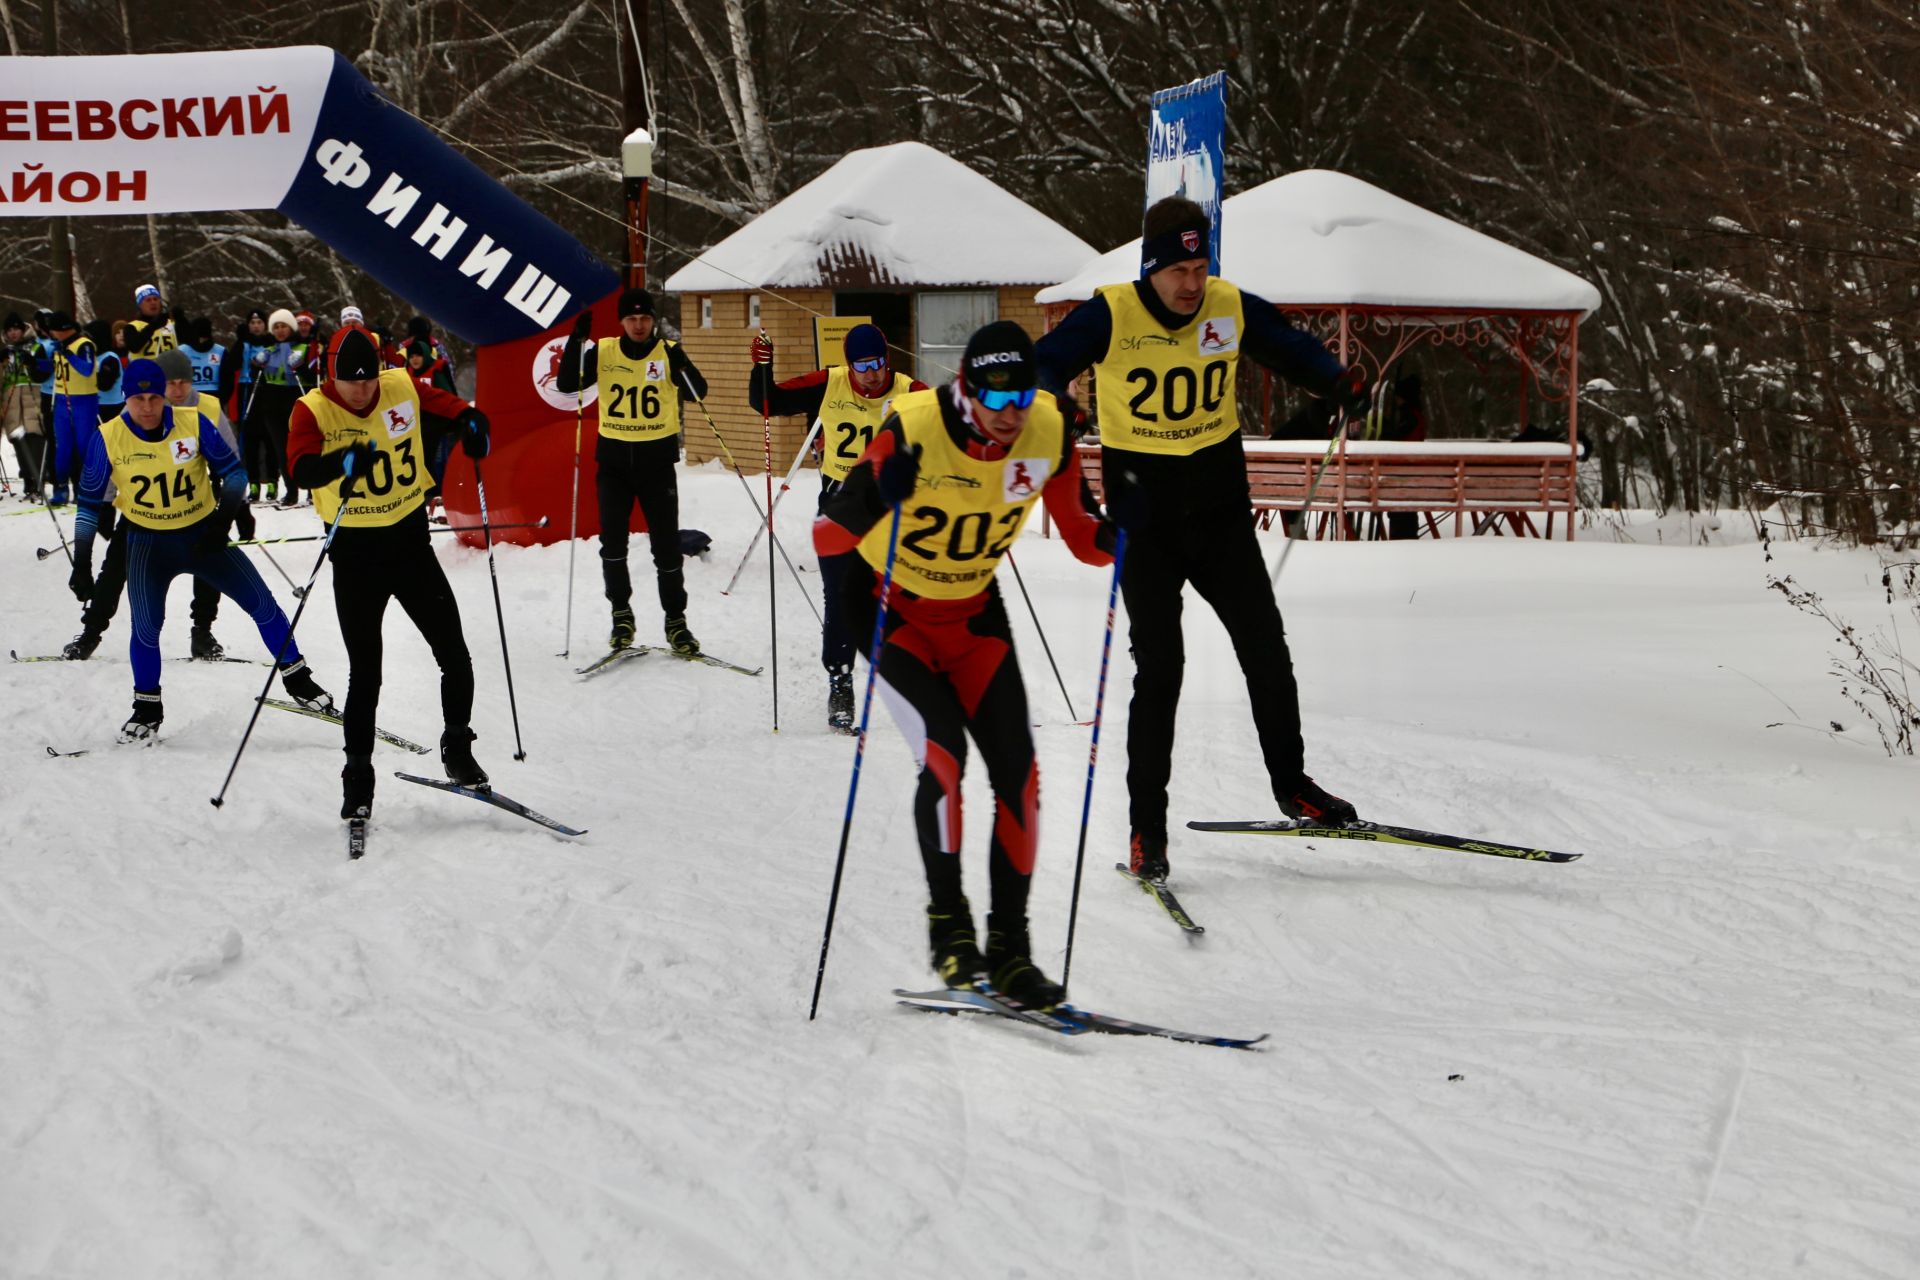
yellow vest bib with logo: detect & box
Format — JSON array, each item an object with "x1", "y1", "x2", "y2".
[
  {"x1": 1092, "y1": 279, "x2": 1245, "y2": 455},
  {"x1": 56, "y1": 338, "x2": 98, "y2": 397},
  {"x1": 858, "y1": 389, "x2": 1065, "y2": 600},
  {"x1": 305, "y1": 370, "x2": 432, "y2": 528},
  {"x1": 130, "y1": 322, "x2": 177, "y2": 358},
  {"x1": 819, "y1": 368, "x2": 915, "y2": 484},
  {"x1": 596, "y1": 338, "x2": 684, "y2": 442},
  {"x1": 103, "y1": 408, "x2": 216, "y2": 530}
]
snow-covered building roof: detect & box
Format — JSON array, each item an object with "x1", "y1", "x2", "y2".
[
  {"x1": 663, "y1": 142, "x2": 1097, "y2": 294},
  {"x1": 1036, "y1": 169, "x2": 1601, "y2": 318}
]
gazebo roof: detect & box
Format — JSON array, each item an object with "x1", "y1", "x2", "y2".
[
  {"x1": 1035, "y1": 169, "x2": 1601, "y2": 318},
  {"x1": 664, "y1": 142, "x2": 1096, "y2": 294}
]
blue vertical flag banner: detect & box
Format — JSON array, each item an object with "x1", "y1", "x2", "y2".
[{"x1": 1145, "y1": 72, "x2": 1227, "y2": 277}]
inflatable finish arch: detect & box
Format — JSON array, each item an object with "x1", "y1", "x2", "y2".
[{"x1": 0, "y1": 46, "x2": 630, "y2": 544}]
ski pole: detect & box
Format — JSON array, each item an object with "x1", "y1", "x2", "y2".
[
  {"x1": 39, "y1": 487, "x2": 72, "y2": 566},
  {"x1": 676, "y1": 372, "x2": 822, "y2": 624},
  {"x1": 561, "y1": 337, "x2": 585, "y2": 657},
  {"x1": 1004, "y1": 550, "x2": 1076, "y2": 722},
  {"x1": 255, "y1": 542, "x2": 306, "y2": 599},
  {"x1": 1060, "y1": 528, "x2": 1126, "y2": 995},
  {"x1": 762, "y1": 346, "x2": 779, "y2": 734},
  {"x1": 220, "y1": 517, "x2": 549, "y2": 548},
  {"x1": 211, "y1": 499, "x2": 348, "y2": 809},
  {"x1": 473, "y1": 460, "x2": 528, "y2": 761},
  {"x1": 1268, "y1": 377, "x2": 1386, "y2": 586},
  {"x1": 808, "y1": 501, "x2": 902, "y2": 1021},
  {"x1": 723, "y1": 417, "x2": 821, "y2": 595}
]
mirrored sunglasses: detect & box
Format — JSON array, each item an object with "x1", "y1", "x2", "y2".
[
  {"x1": 850, "y1": 356, "x2": 887, "y2": 373},
  {"x1": 976, "y1": 387, "x2": 1037, "y2": 412}
]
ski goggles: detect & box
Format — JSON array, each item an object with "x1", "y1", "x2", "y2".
[
  {"x1": 850, "y1": 356, "x2": 887, "y2": 373},
  {"x1": 975, "y1": 386, "x2": 1037, "y2": 412}
]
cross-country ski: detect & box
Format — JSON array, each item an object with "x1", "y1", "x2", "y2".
[{"x1": 1185, "y1": 819, "x2": 1584, "y2": 863}]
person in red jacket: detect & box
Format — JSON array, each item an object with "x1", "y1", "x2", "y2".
[
  {"x1": 285, "y1": 325, "x2": 492, "y2": 827},
  {"x1": 814, "y1": 321, "x2": 1116, "y2": 1011}
]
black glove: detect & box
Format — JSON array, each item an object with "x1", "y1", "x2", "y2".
[
  {"x1": 234, "y1": 504, "x2": 257, "y2": 541},
  {"x1": 197, "y1": 510, "x2": 234, "y2": 554},
  {"x1": 1055, "y1": 388, "x2": 1091, "y2": 439},
  {"x1": 1104, "y1": 469, "x2": 1149, "y2": 533},
  {"x1": 338, "y1": 441, "x2": 375, "y2": 498},
  {"x1": 569, "y1": 311, "x2": 594, "y2": 341},
  {"x1": 1330, "y1": 364, "x2": 1371, "y2": 416},
  {"x1": 877, "y1": 442, "x2": 920, "y2": 507},
  {"x1": 459, "y1": 407, "x2": 490, "y2": 459},
  {"x1": 68, "y1": 559, "x2": 94, "y2": 602}
]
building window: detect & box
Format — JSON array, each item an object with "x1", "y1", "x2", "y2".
[
  {"x1": 749, "y1": 295, "x2": 761, "y2": 328},
  {"x1": 916, "y1": 291, "x2": 997, "y2": 384},
  {"x1": 700, "y1": 296, "x2": 712, "y2": 328}
]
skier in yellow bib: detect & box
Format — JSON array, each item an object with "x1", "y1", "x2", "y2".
[
  {"x1": 1036, "y1": 195, "x2": 1373, "y2": 884},
  {"x1": 558, "y1": 288, "x2": 708, "y2": 657},
  {"x1": 815, "y1": 321, "x2": 1117, "y2": 1011},
  {"x1": 749, "y1": 322, "x2": 927, "y2": 730}
]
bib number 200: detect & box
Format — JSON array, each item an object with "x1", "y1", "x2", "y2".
[{"x1": 1124, "y1": 360, "x2": 1230, "y2": 422}]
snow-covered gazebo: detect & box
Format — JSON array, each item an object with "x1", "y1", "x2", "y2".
[
  {"x1": 666, "y1": 141, "x2": 1095, "y2": 472},
  {"x1": 1039, "y1": 170, "x2": 1604, "y2": 538}
]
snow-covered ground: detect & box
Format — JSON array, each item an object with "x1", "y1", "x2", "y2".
[{"x1": 2, "y1": 471, "x2": 1914, "y2": 1279}]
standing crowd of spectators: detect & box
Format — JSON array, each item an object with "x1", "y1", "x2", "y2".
[{"x1": 1, "y1": 285, "x2": 456, "y2": 508}]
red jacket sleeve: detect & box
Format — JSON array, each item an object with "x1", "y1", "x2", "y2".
[
  {"x1": 1041, "y1": 445, "x2": 1114, "y2": 568},
  {"x1": 415, "y1": 381, "x2": 472, "y2": 419},
  {"x1": 286, "y1": 399, "x2": 325, "y2": 473}
]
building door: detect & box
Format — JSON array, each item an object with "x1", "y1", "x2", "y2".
[{"x1": 833, "y1": 292, "x2": 912, "y2": 371}]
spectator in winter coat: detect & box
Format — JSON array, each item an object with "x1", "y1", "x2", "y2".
[
  {"x1": 2, "y1": 311, "x2": 49, "y2": 495},
  {"x1": 250, "y1": 308, "x2": 311, "y2": 506}
]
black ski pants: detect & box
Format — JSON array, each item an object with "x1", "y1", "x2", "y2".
[
  {"x1": 329, "y1": 526, "x2": 473, "y2": 758},
  {"x1": 816, "y1": 479, "x2": 857, "y2": 672},
  {"x1": 1121, "y1": 503, "x2": 1306, "y2": 842},
  {"x1": 84, "y1": 507, "x2": 220, "y2": 636},
  {"x1": 595, "y1": 434, "x2": 686, "y2": 617}
]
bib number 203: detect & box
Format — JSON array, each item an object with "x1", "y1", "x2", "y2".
[
  {"x1": 900, "y1": 505, "x2": 1027, "y2": 563},
  {"x1": 360, "y1": 437, "x2": 418, "y2": 497}
]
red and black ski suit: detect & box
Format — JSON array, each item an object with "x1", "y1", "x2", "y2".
[{"x1": 814, "y1": 385, "x2": 1114, "y2": 927}]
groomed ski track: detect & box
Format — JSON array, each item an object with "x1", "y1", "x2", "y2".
[{"x1": 1, "y1": 474, "x2": 1914, "y2": 1279}]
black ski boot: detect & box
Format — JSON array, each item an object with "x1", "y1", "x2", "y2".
[
  {"x1": 62, "y1": 628, "x2": 103, "y2": 661},
  {"x1": 826, "y1": 665, "x2": 855, "y2": 733},
  {"x1": 119, "y1": 688, "x2": 163, "y2": 743},
  {"x1": 1128, "y1": 831, "x2": 1170, "y2": 883},
  {"x1": 1278, "y1": 775, "x2": 1358, "y2": 826},
  {"x1": 278, "y1": 658, "x2": 336, "y2": 715},
  {"x1": 664, "y1": 613, "x2": 700, "y2": 656},
  {"x1": 984, "y1": 918, "x2": 1066, "y2": 1013},
  {"x1": 340, "y1": 753, "x2": 375, "y2": 820},
  {"x1": 928, "y1": 900, "x2": 986, "y2": 990},
  {"x1": 609, "y1": 607, "x2": 636, "y2": 650},
  {"x1": 190, "y1": 625, "x2": 225, "y2": 661},
  {"x1": 440, "y1": 727, "x2": 490, "y2": 790}
]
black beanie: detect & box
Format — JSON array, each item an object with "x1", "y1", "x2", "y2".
[
  {"x1": 333, "y1": 328, "x2": 383, "y2": 380},
  {"x1": 618, "y1": 287, "x2": 655, "y2": 318},
  {"x1": 960, "y1": 320, "x2": 1036, "y2": 393},
  {"x1": 407, "y1": 315, "x2": 432, "y2": 341},
  {"x1": 2, "y1": 312, "x2": 24, "y2": 331}
]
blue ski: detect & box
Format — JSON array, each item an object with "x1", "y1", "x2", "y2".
[
  {"x1": 894, "y1": 986, "x2": 1266, "y2": 1050},
  {"x1": 392, "y1": 772, "x2": 586, "y2": 837}
]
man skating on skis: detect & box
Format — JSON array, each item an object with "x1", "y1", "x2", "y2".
[
  {"x1": 1036, "y1": 195, "x2": 1373, "y2": 884},
  {"x1": 70, "y1": 359, "x2": 334, "y2": 742},
  {"x1": 285, "y1": 326, "x2": 492, "y2": 823},
  {"x1": 557, "y1": 287, "x2": 708, "y2": 657},
  {"x1": 816, "y1": 321, "x2": 1116, "y2": 1011},
  {"x1": 750, "y1": 322, "x2": 926, "y2": 731}
]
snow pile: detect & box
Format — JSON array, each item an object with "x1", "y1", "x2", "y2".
[
  {"x1": 1038, "y1": 169, "x2": 1602, "y2": 315},
  {"x1": 663, "y1": 141, "x2": 1097, "y2": 292},
  {"x1": 1, "y1": 478, "x2": 1915, "y2": 1278}
]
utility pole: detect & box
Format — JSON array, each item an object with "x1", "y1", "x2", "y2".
[
  {"x1": 42, "y1": 1, "x2": 75, "y2": 313},
  {"x1": 618, "y1": 0, "x2": 652, "y2": 289}
]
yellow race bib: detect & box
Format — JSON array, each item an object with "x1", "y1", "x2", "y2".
[
  {"x1": 103, "y1": 407, "x2": 216, "y2": 530},
  {"x1": 596, "y1": 338, "x2": 683, "y2": 442},
  {"x1": 56, "y1": 338, "x2": 98, "y2": 398},
  {"x1": 819, "y1": 368, "x2": 915, "y2": 484},
  {"x1": 305, "y1": 370, "x2": 432, "y2": 527},
  {"x1": 857, "y1": 389, "x2": 1064, "y2": 600},
  {"x1": 1092, "y1": 278, "x2": 1244, "y2": 455}
]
